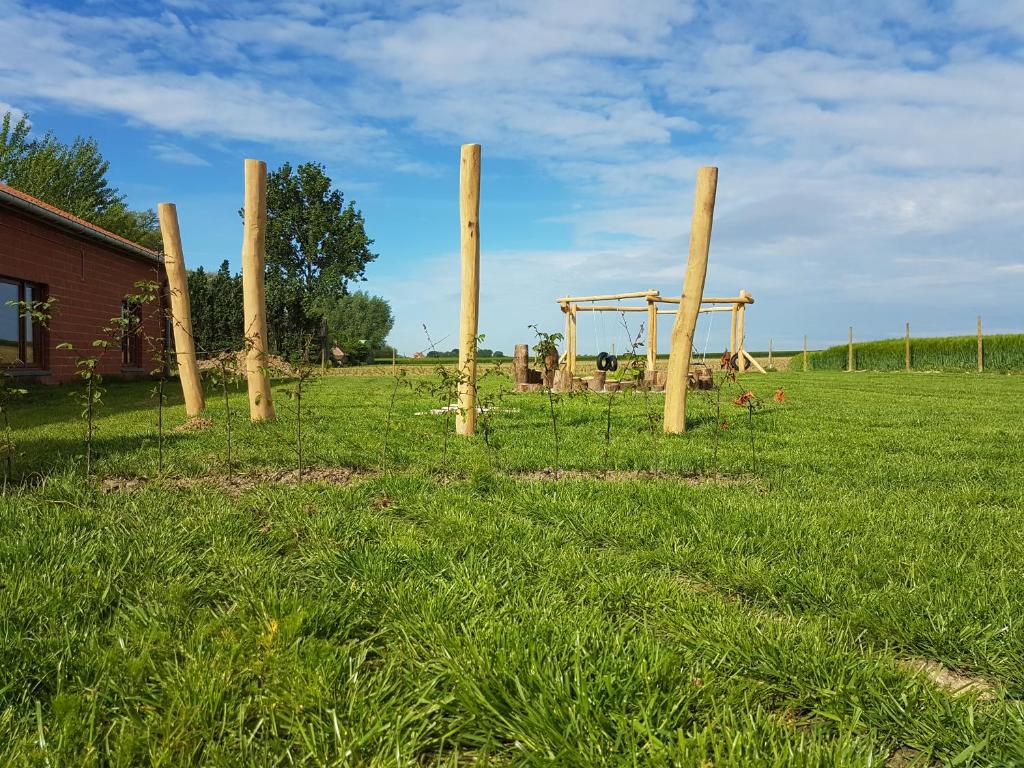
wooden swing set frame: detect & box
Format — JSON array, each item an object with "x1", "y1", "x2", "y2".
[{"x1": 554, "y1": 288, "x2": 764, "y2": 379}]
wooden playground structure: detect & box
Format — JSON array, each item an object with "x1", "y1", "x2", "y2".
[
  {"x1": 453, "y1": 146, "x2": 759, "y2": 434},
  {"x1": 553, "y1": 287, "x2": 764, "y2": 388}
]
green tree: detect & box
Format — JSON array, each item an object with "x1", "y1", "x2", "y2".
[
  {"x1": 323, "y1": 291, "x2": 394, "y2": 350},
  {"x1": 262, "y1": 162, "x2": 377, "y2": 354},
  {"x1": 0, "y1": 111, "x2": 160, "y2": 249},
  {"x1": 187, "y1": 260, "x2": 243, "y2": 353}
]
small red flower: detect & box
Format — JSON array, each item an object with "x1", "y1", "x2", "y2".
[
  {"x1": 733, "y1": 390, "x2": 755, "y2": 407},
  {"x1": 773, "y1": 387, "x2": 785, "y2": 403}
]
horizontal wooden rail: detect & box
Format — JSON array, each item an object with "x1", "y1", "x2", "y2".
[
  {"x1": 656, "y1": 295, "x2": 754, "y2": 305},
  {"x1": 556, "y1": 290, "x2": 659, "y2": 304}
]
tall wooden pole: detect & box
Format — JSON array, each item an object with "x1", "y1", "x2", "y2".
[
  {"x1": 729, "y1": 304, "x2": 737, "y2": 362},
  {"x1": 569, "y1": 304, "x2": 577, "y2": 376},
  {"x1": 847, "y1": 326, "x2": 854, "y2": 373},
  {"x1": 663, "y1": 166, "x2": 718, "y2": 434},
  {"x1": 646, "y1": 297, "x2": 658, "y2": 373},
  {"x1": 456, "y1": 143, "x2": 481, "y2": 436},
  {"x1": 905, "y1": 322, "x2": 911, "y2": 372},
  {"x1": 562, "y1": 304, "x2": 571, "y2": 371},
  {"x1": 736, "y1": 290, "x2": 748, "y2": 372},
  {"x1": 768, "y1": 338, "x2": 773, "y2": 370},
  {"x1": 157, "y1": 203, "x2": 205, "y2": 417},
  {"x1": 241, "y1": 159, "x2": 275, "y2": 422},
  {"x1": 803, "y1": 335, "x2": 808, "y2": 372},
  {"x1": 977, "y1": 316, "x2": 983, "y2": 372}
]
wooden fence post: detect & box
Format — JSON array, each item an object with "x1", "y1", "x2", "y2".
[
  {"x1": 663, "y1": 166, "x2": 718, "y2": 434},
  {"x1": 157, "y1": 203, "x2": 205, "y2": 417},
  {"x1": 768, "y1": 338, "x2": 773, "y2": 370},
  {"x1": 456, "y1": 143, "x2": 481, "y2": 436},
  {"x1": 905, "y1": 322, "x2": 911, "y2": 372},
  {"x1": 736, "y1": 290, "x2": 748, "y2": 372},
  {"x1": 729, "y1": 304, "x2": 737, "y2": 362},
  {"x1": 977, "y1": 315, "x2": 983, "y2": 372},
  {"x1": 241, "y1": 159, "x2": 275, "y2": 422},
  {"x1": 847, "y1": 326, "x2": 854, "y2": 372},
  {"x1": 803, "y1": 335, "x2": 808, "y2": 372},
  {"x1": 569, "y1": 304, "x2": 577, "y2": 376},
  {"x1": 646, "y1": 296, "x2": 658, "y2": 374}
]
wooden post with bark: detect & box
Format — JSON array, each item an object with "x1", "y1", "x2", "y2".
[
  {"x1": 729, "y1": 304, "x2": 737, "y2": 363},
  {"x1": 663, "y1": 166, "x2": 718, "y2": 434},
  {"x1": 736, "y1": 289, "x2": 748, "y2": 372},
  {"x1": 646, "y1": 296, "x2": 658, "y2": 374},
  {"x1": 977, "y1": 316, "x2": 983, "y2": 372},
  {"x1": 568, "y1": 304, "x2": 577, "y2": 376},
  {"x1": 241, "y1": 159, "x2": 275, "y2": 422},
  {"x1": 157, "y1": 203, "x2": 205, "y2": 417},
  {"x1": 456, "y1": 143, "x2": 481, "y2": 436},
  {"x1": 905, "y1": 322, "x2": 911, "y2": 372}
]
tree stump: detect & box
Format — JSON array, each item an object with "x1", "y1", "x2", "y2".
[
  {"x1": 589, "y1": 371, "x2": 607, "y2": 392},
  {"x1": 542, "y1": 352, "x2": 558, "y2": 389},
  {"x1": 513, "y1": 344, "x2": 530, "y2": 386}
]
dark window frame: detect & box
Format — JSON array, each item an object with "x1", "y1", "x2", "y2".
[
  {"x1": 0, "y1": 275, "x2": 47, "y2": 370},
  {"x1": 120, "y1": 299, "x2": 142, "y2": 368}
]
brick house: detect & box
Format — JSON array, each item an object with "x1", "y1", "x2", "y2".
[{"x1": 0, "y1": 183, "x2": 166, "y2": 383}]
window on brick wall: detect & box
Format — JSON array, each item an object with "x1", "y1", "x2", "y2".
[
  {"x1": 121, "y1": 299, "x2": 141, "y2": 367},
  {"x1": 0, "y1": 277, "x2": 45, "y2": 367}
]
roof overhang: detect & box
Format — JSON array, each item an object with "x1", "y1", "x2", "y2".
[{"x1": 0, "y1": 186, "x2": 161, "y2": 266}]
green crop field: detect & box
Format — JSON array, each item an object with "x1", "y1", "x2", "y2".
[
  {"x1": 808, "y1": 334, "x2": 1024, "y2": 372},
  {"x1": 2, "y1": 369, "x2": 1024, "y2": 765}
]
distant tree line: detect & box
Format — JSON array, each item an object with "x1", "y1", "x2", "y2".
[
  {"x1": 1, "y1": 112, "x2": 160, "y2": 249},
  {"x1": 188, "y1": 262, "x2": 393, "y2": 361},
  {"x1": 2, "y1": 111, "x2": 394, "y2": 361}
]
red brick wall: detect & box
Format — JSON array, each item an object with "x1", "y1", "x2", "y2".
[{"x1": 0, "y1": 205, "x2": 166, "y2": 383}]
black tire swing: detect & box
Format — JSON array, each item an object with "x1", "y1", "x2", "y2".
[{"x1": 596, "y1": 351, "x2": 618, "y2": 372}]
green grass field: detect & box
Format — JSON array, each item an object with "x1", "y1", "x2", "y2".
[{"x1": 2, "y1": 369, "x2": 1024, "y2": 765}]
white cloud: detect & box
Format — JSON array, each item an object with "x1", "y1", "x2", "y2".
[
  {"x1": 1, "y1": 0, "x2": 1022, "y2": 350},
  {"x1": 150, "y1": 142, "x2": 210, "y2": 166}
]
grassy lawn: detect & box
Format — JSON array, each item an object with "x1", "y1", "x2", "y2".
[{"x1": 2, "y1": 369, "x2": 1024, "y2": 765}]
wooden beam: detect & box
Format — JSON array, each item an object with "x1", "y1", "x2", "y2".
[
  {"x1": 646, "y1": 298, "x2": 657, "y2": 373},
  {"x1": 573, "y1": 305, "x2": 647, "y2": 312},
  {"x1": 742, "y1": 349, "x2": 767, "y2": 374},
  {"x1": 663, "y1": 167, "x2": 717, "y2": 434},
  {"x1": 657, "y1": 295, "x2": 754, "y2": 305},
  {"x1": 456, "y1": 143, "x2": 481, "y2": 436},
  {"x1": 569, "y1": 304, "x2": 578, "y2": 376},
  {"x1": 905, "y1": 322, "x2": 911, "y2": 372},
  {"x1": 555, "y1": 290, "x2": 659, "y2": 304},
  {"x1": 847, "y1": 326, "x2": 854, "y2": 372},
  {"x1": 241, "y1": 159, "x2": 275, "y2": 422},
  {"x1": 562, "y1": 303, "x2": 571, "y2": 369},
  {"x1": 729, "y1": 304, "x2": 737, "y2": 361},
  {"x1": 157, "y1": 202, "x2": 205, "y2": 418},
  {"x1": 736, "y1": 291, "x2": 748, "y2": 372},
  {"x1": 574, "y1": 305, "x2": 731, "y2": 313},
  {"x1": 977, "y1": 315, "x2": 983, "y2": 372}
]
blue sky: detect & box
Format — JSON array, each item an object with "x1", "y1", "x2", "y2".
[{"x1": 2, "y1": 0, "x2": 1022, "y2": 355}]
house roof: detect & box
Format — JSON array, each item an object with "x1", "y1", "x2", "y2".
[{"x1": 0, "y1": 182, "x2": 160, "y2": 264}]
